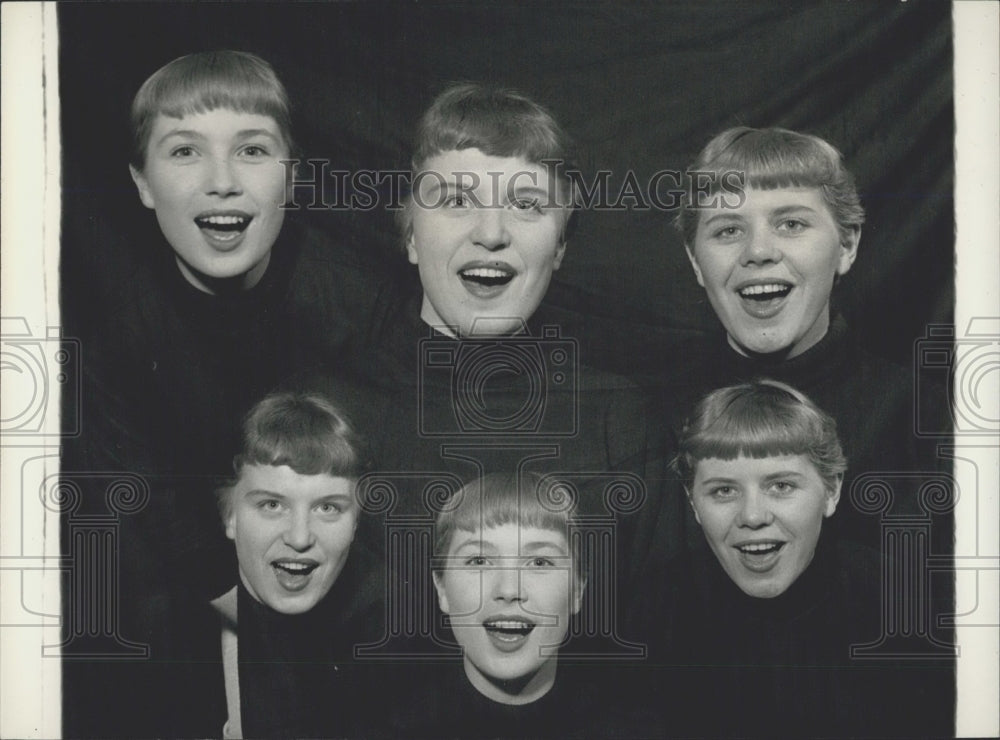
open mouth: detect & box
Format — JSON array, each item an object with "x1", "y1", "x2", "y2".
[
  {"x1": 194, "y1": 212, "x2": 252, "y2": 247},
  {"x1": 271, "y1": 559, "x2": 319, "y2": 591},
  {"x1": 734, "y1": 541, "x2": 785, "y2": 571},
  {"x1": 458, "y1": 264, "x2": 516, "y2": 298},
  {"x1": 736, "y1": 282, "x2": 792, "y2": 318},
  {"x1": 483, "y1": 617, "x2": 536, "y2": 650},
  {"x1": 738, "y1": 283, "x2": 791, "y2": 300}
]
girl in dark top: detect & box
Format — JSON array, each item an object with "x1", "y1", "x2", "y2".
[
  {"x1": 215, "y1": 392, "x2": 381, "y2": 739},
  {"x1": 641, "y1": 380, "x2": 952, "y2": 738},
  {"x1": 384, "y1": 472, "x2": 638, "y2": 738}
]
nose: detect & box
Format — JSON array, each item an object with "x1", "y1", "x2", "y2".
[
  {"x1": 282, "y1": 510, "x2": 316, "y2": 552},
  {"x1": 739, "y1": 228, "x2": 781, "y2": 266},
  {"x1": 205, "y1": 156, "x2": 241, "y2": 197},
  {"x1": 737, "y1": 490, "x2": 774, "y2": 529},
  {"x1": 470, "y1": 207, "x2": 510, "y2": 251},
  {"x1": 491, "y1": 566, "x2": 524, "y2": 603}
]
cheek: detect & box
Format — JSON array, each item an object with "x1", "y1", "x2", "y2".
[
  {"x1": 233, "y1": 515, "x2": 274, "y2": 553},
  {"x1": 696, "y1": 507, "x2": 732, "y2": 541},
  {"x1": 446, "y1": 576, "x2": 481, "y2": 613},
  {"x1": 320, "y1": 522, "x2": 357, "y2": 553}
]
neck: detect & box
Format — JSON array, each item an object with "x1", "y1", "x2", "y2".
[
  {"x1": 463, "y1": 656, "x2": 557, "y2": 706},
  {"x1": 727, "y1": 311, "x2": 831, "y2": 361},
  {"x1": 176, "y1": 252, "x2": 271, "y2": 295}
]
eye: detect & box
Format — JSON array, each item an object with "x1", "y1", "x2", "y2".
[
  {"x1": 709, "y1": 485, "x2": 738, "y2": 500},
  {"x1": 770, "y1": 480, "x2": 797, "y2": 495},
  {"x1": 711, "y1": 225, "x2": 742, "y2": 240},
  {"x1": 317, "y1": 502, "x2": 344, "y2": 515},
  {"x1": 528, "y1": 556, "x2": 556, "y2": 568},
  {"x1": 510, "y1": 197, "x2": 542, "y2": 213},
  {"x1": 443, "y1": 192, "x2": 472, "y2": 209},
  {"x1": 240, "y1": 144, "x2": 271, "y2": 158},
  {"x1": 464, "y1": 555, "x2": 489, "y2": 567},
  {"x1": 170, "y1": 145, "x2": 196, "y2": 158},
  {"x1": 258, "y1": 499, "x2": 282, "y2": 513},
  {"x1": 777, "y1": 218, "x2": 808, "y2": 233}
]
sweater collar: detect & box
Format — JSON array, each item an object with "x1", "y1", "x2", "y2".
[
  {"x1": 691, "y1": 533, "x2": 837, "y2": 623},
  {"x1": 714, "y1": 313, "x2": 853, "y2": 387}
]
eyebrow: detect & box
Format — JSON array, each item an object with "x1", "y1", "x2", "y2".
[
  {"x1": 696, "y1": 477, "x2": 739, "y2": 487},
  {"x1": 769, "y1": 204, "x2": 820, "y2": 218},
  {"x1": 242, "y1": 490, "x2": 354, "y2": 505},
  {"x1": 155, "y1": 128, "x2": 281, "y2": 149},
  {"x1": 449, "y1": 538, "x2": 568, "y2": 555},
  {"x1": 245, "y1": 489, "x2": 285, "y2": 500},
  {"x1": 701, "y1": 213, "x2": 744, "y2": 227},
  {"x1": 521, "y1": 541, "x2": 569, "y2": 555},
  {"x1": 696, "y1": 471, "x2": 809, "y2": 487},
  {"x1": 761, "y1": 471, "x2": 809, "y2": 483},
  {"x1": 451, "y1": 538, "x2": 494, "y2": 554}
]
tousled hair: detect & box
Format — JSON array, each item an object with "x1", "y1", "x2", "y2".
[
  {"x1": 675, "y1": 126, "x2": 864, "y2": 245},
  {"x1": 217, "y1": 392, "x2": 365, "y2": 521},
  {"x1": 674, "y1": 380, "x2": 847, "y2": 494},
  {"x1": 434, "y1": 472, "x2": 584, "y2": 580},
  {"x1": 130, "y1": 50, "x2": 294, "y2": 169}
]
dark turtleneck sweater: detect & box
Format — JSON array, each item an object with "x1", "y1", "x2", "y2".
[
  {"x1": 638, "y1": 536, "x2": 955, "y2": 738},
  {"x1": 381, "y1": 654, "x2": 647, "y2": 739},
  {"x1": 236, "y1": 542, "x2": 385, "y2": 739}
]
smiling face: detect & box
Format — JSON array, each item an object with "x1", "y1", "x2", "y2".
[
  {"x1": 130, "y1": 108, "x2": 289, "y2": 294},
  {"x1": 226, "y1": 464, "x2": 358, "y2": 614},
  {"x1": 688, "y1": 454, "x2": 840, "y2": 598},
  {"x1": 433, "y1": 522, "x2": 583, "y2": 704},
  {"x1": 406, "y1": 149, "x2": 569, "y2": 337},
  {"x1": 686, "y1": 187, "x2": 859, "y2": 358}
]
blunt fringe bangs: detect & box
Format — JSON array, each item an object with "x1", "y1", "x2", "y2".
[
  {"x1": 235, "y1": 392, "x2": 365, "y2": 478},
  {"x1": 676, "y1": 127, "x2": 864, "y2": 245},
  {"x1": 130, "y1": 50, "x2": 294, "y2": 168},
  {"x1": 434, "y1": 472, "x2": 583, "y2": 578},
  {"x1": 675, "y1": 380, "x2": 847, "y2": 493}
]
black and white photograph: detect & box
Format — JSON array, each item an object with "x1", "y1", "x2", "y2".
[{"x1": 1, "y1": 2, "x2": 997, "y2": 737}]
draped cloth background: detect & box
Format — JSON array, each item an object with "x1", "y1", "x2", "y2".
[
  {"x1": 60, "y1": 1, "x2": 953, "y2": 371},
  {"x1": 57, "y1": 1, "x2": 955, "y2": 735}
]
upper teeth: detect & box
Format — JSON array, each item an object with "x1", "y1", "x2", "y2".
[
  {"x1": 276, "y1": 562, "x2": 311, "y2": 572},
  {"x1": 487, "y1": 620, "x2": 532, "y2": 629},
  {"x1": 740, "y1": 284, "x2": 788, "y2": 296},
  {"x1": 200, "y1": 215, "x2": 247, "y2": 225},
  {"x1": 739, "y1": 543, "x2": 779, "y2": 552},
  {"x1": 462, "y1": 268, "x2": 510, "y2": 278}
]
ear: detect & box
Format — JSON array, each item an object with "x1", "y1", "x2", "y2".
[
  {"x1": 129, "y1": 165, "x2": 156, "y2": 210},
  {"x1": 685, "y1": 245, "x2": 705, "y2": 288},
  {"x1": 224, "y1": 511, "x2": 236, "y2": 542},
  {"x1": 552, "y1": 240, "x2": 567, "y2": 271},
  {"x1": 405, "y1": 231, "x2": 419, "y2": 266},
  {"x1": 836, "y1": 227, "x2": 861, "y2": 276},
  {"x1": 432, "y1": 571, "x2": 451, "y2": 614},
  {"x1": 685, "y1": 488, "x2": 702, "y2": 526},
  {"x1": 824, "y1": 476, "x2": 843, "y2": 518}
]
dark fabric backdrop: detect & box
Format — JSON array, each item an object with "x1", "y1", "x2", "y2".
[
  {"x1": 57, "y1": 2, "x2": 955, "y2": 736},
  {"x1": 59, "y1": 1, "x2": 953, "y2": 373}
]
